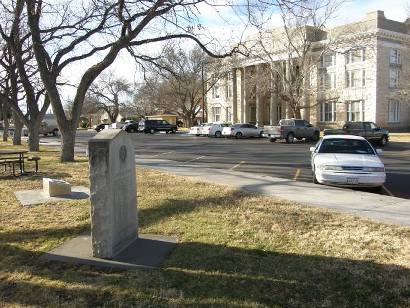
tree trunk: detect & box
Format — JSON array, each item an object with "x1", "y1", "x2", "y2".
[
  {"x1": 28, "y1": 122, "x2": 40, "y2": 151},
  {"x1": 60, "y1": 128, "x2": 76, "y2": 162},
  {"x1": 12, "y1": 113, "x2": 23, "y2": 145},
  {"x1": 2, "y1": 114, "x2": 9, "y2": 142},
  {"x1": 293, "y1": 107, "x2": 302, "y2": 119}
]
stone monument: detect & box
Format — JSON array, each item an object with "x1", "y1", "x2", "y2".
[
  {"x1": 88, "y1": 129, "x2": 138, "y2": 258},
  {"x1": 41, "y1": 129, "x2": 176, "y2": 269}
]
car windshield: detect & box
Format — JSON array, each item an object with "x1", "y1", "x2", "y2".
[{"x1": 319, "y1": 138, "x2": 375, "y2": 155}]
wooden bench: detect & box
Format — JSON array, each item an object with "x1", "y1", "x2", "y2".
[
  {"x1": 0, "y1": 157, "x2": 24, "y2": 176},
  {"x1": 27, "y1": 156, "x2": 41, "y2": 173}
]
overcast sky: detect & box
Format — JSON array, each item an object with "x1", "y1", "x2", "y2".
[{"x1": 59, "y1": 0, "x2": 409, "y2": 104}]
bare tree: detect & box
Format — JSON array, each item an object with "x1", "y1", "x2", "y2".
[
  {"x1": 87, "y1": 73, "x2": 133, "y2": 123},
  {"x1": 0, "y1": 0, "x2": 50, "y2": 150},
  {"x1": 130, "y1": 82, "x2": 157, "y2": 118},
  {"x1": 140, "y1": 45, "x2": 227, "y2": 126},
  {"x1": 0, "y1": 100, "x2": 10, "y2": 141},
  {"x1": 21, "y1": 0, "x2": 249, "y2": 161},
  {"x1": 243, "y1": 0, "x2": 344, "y2": 119}
]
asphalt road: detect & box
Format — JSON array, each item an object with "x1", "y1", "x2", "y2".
[{"x1": 50, "y1": 130, "x2": 410, "y2": 199}]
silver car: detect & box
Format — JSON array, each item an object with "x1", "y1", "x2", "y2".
[{"x1": 222, "y1": 123, "x2": 263, "y2": 138}]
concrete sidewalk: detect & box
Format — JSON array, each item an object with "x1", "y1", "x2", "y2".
[{"x1": 136, "y1": 157, "x2": 410, "y2": 227}]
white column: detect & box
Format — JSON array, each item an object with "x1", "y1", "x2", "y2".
[
  {"x1": 255, "y1": 65, "x2": 262, "y2": 126},
  {"x1": 232, "y1": 68, "x2": 238, "y2": 123},
  {"x1": 241, "y1": 67, "x2": 247, "y2": 123}
]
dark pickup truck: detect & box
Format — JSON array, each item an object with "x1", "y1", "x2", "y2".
[
  {"x1": 324, "y1": 122, "x2": 389, "y2": 146},
  {"x1": 138, "y1": 119, "x2": 177, "y2": 134}
]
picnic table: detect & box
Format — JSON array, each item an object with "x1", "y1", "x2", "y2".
[{"x1": 0, "y1": 149, "x2": 29, "y2": 176}]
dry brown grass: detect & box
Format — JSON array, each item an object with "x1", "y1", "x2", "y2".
[
  {"x1": 390, "y1": 133, "x2": 410, "y2": 142},
  {"x1": 0, "y1": 140, "x2": 409, "y2": 307}
]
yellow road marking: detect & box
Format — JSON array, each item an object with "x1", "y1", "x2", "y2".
[
  {"x1": 382, "y1": 185, "x2": 395, "y2": 197},
  {"x1": 185, "y1": 155, "x2": 205, "y2": 163},
  {"x1": 293, "y1": 168, "x2": 301, "y2": 181},
  {"x1": 152, "y1": 151, "x2": 174, "y2": 157},
  {"x1": 230, "y1": 161, "x2": 245, "y2": 171}
]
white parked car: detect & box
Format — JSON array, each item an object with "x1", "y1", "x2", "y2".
[
  {"x1": 222, "y1": 123, "x2": 264, "y2": 138},
  {"x1": 310, "y1": 135, "x2": 386, "y2": 189},
  {"x1": 189, "y1": 124, "x2": 205, "y2": 136},
  {"x1": 208, "y1": 123, "x2": 231, "y2": 137},
  {"x1": 199, "y1": 123, "x2": 212, "y2": 136},
  {"x1": 200, "y1": 123, "x2": 213, "y2": 136}
]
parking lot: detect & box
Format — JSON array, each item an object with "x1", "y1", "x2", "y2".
[{"x1": 67, "y1": 130, "x2": 410, "y2": 199}]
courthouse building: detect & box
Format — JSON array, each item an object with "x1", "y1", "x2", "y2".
[{"x1": 207, "y1": 11, "x2": 410, "y2": 130}]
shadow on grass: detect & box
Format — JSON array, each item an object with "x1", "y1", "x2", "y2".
[
  {"x1": 138, "y1": 190, "x2": 250, "y2": 229},
  {"x1": 0, "y1": 225, "x2": 409, "y2": 306}
]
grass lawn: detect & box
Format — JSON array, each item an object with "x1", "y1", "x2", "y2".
[
  {"x1": 0, "y1": 141, "x2": 409, "y2": 307},
  {"x1": 389, "y1": 133, "x2": 410, "y2": 142}
]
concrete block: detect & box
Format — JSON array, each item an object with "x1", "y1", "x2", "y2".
[{"x1": 43, "y1": 178, "x2": 71, "y2": 197}]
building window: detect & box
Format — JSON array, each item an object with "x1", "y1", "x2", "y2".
[
  {"x1": 346, "y1": 100, "x2": 364, "y2": 121},
  {"x1": 389, "y1": 68, "x2": 400, "y2": 88},
  {"x1": 346, "y1": 69, "x2": 365, "y2": 88},
  {"x1": 388, "y1": 100, "x2": 400, "y2": 123},
  {"x1": 212, "y1": 85, "x2": 220, "y2": 98},
  {"x1": 390, "y1": 49, "x2": 401, "y2": 65},
  {"x1": 320, "y1": 72, "x2": 336, "y2": 89},
  {"x1": 346, "y1": 48, "x2": 366, "y2": 64},
  {"x1": 212, "y1": 107, "x2": 221, "y2": 122},
  {"x1": 319, "y1": 101, "x2": 337, "y2": 122},
  {"x1": 321, "y1": 52, "x2": 336, "y2": 68}
]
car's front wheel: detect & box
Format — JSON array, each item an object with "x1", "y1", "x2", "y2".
[
  {"x1": 215, "y1": 131, "x2": 221, "y2": 138},
  {"x1": 149, "y1": 128, "x2": 155, "y2": 134},
  {"x1": 286, "y1": 133, "x2": 295, "y2": 143},
  {"x1": 380, "y1": 135, "x2": 388, "y2": 146},
  {"x1": 171, "y1": 128, "x2": 176, "y2": 133},
  {"x1": 270, "y1": 137, "x2": 276, "y2": 142},
  {"x1": 235, "y1": 132, "x2": 242, "y2": 139}
]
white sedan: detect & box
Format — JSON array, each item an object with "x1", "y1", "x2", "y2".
[
  {"x1": 189, "y1": 124, "x2": 205, "y2": 136},
  {"x1": 222, "y1": 123, "x2": 264, "y2": 138},
  {"x1": 310, "y1": 135, "x2": 386, "y2": 189},
  {"x1": 209, "y1": 123, "x2": 231, "y2": 137}
]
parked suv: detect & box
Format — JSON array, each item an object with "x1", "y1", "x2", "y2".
[
  {"x1": 263, "y1": 119, "x2": 320, "y2": 143},
  {"x1": 138, "y1": 119, "x2": 177, "y2": 134},
  {"x1": 323, "y1": 122, "x2": 389, "y2": 146}
]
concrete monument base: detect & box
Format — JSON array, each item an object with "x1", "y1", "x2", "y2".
[
  {"x1": 43, "y1": 178, "x2": 71, "y2": 197},
  {"x1": 14, "y1": 186, "x2": 89, "y2": 206},
  {"x1": 41, "y1": 232, "x2": 177, "y2": 269}
]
